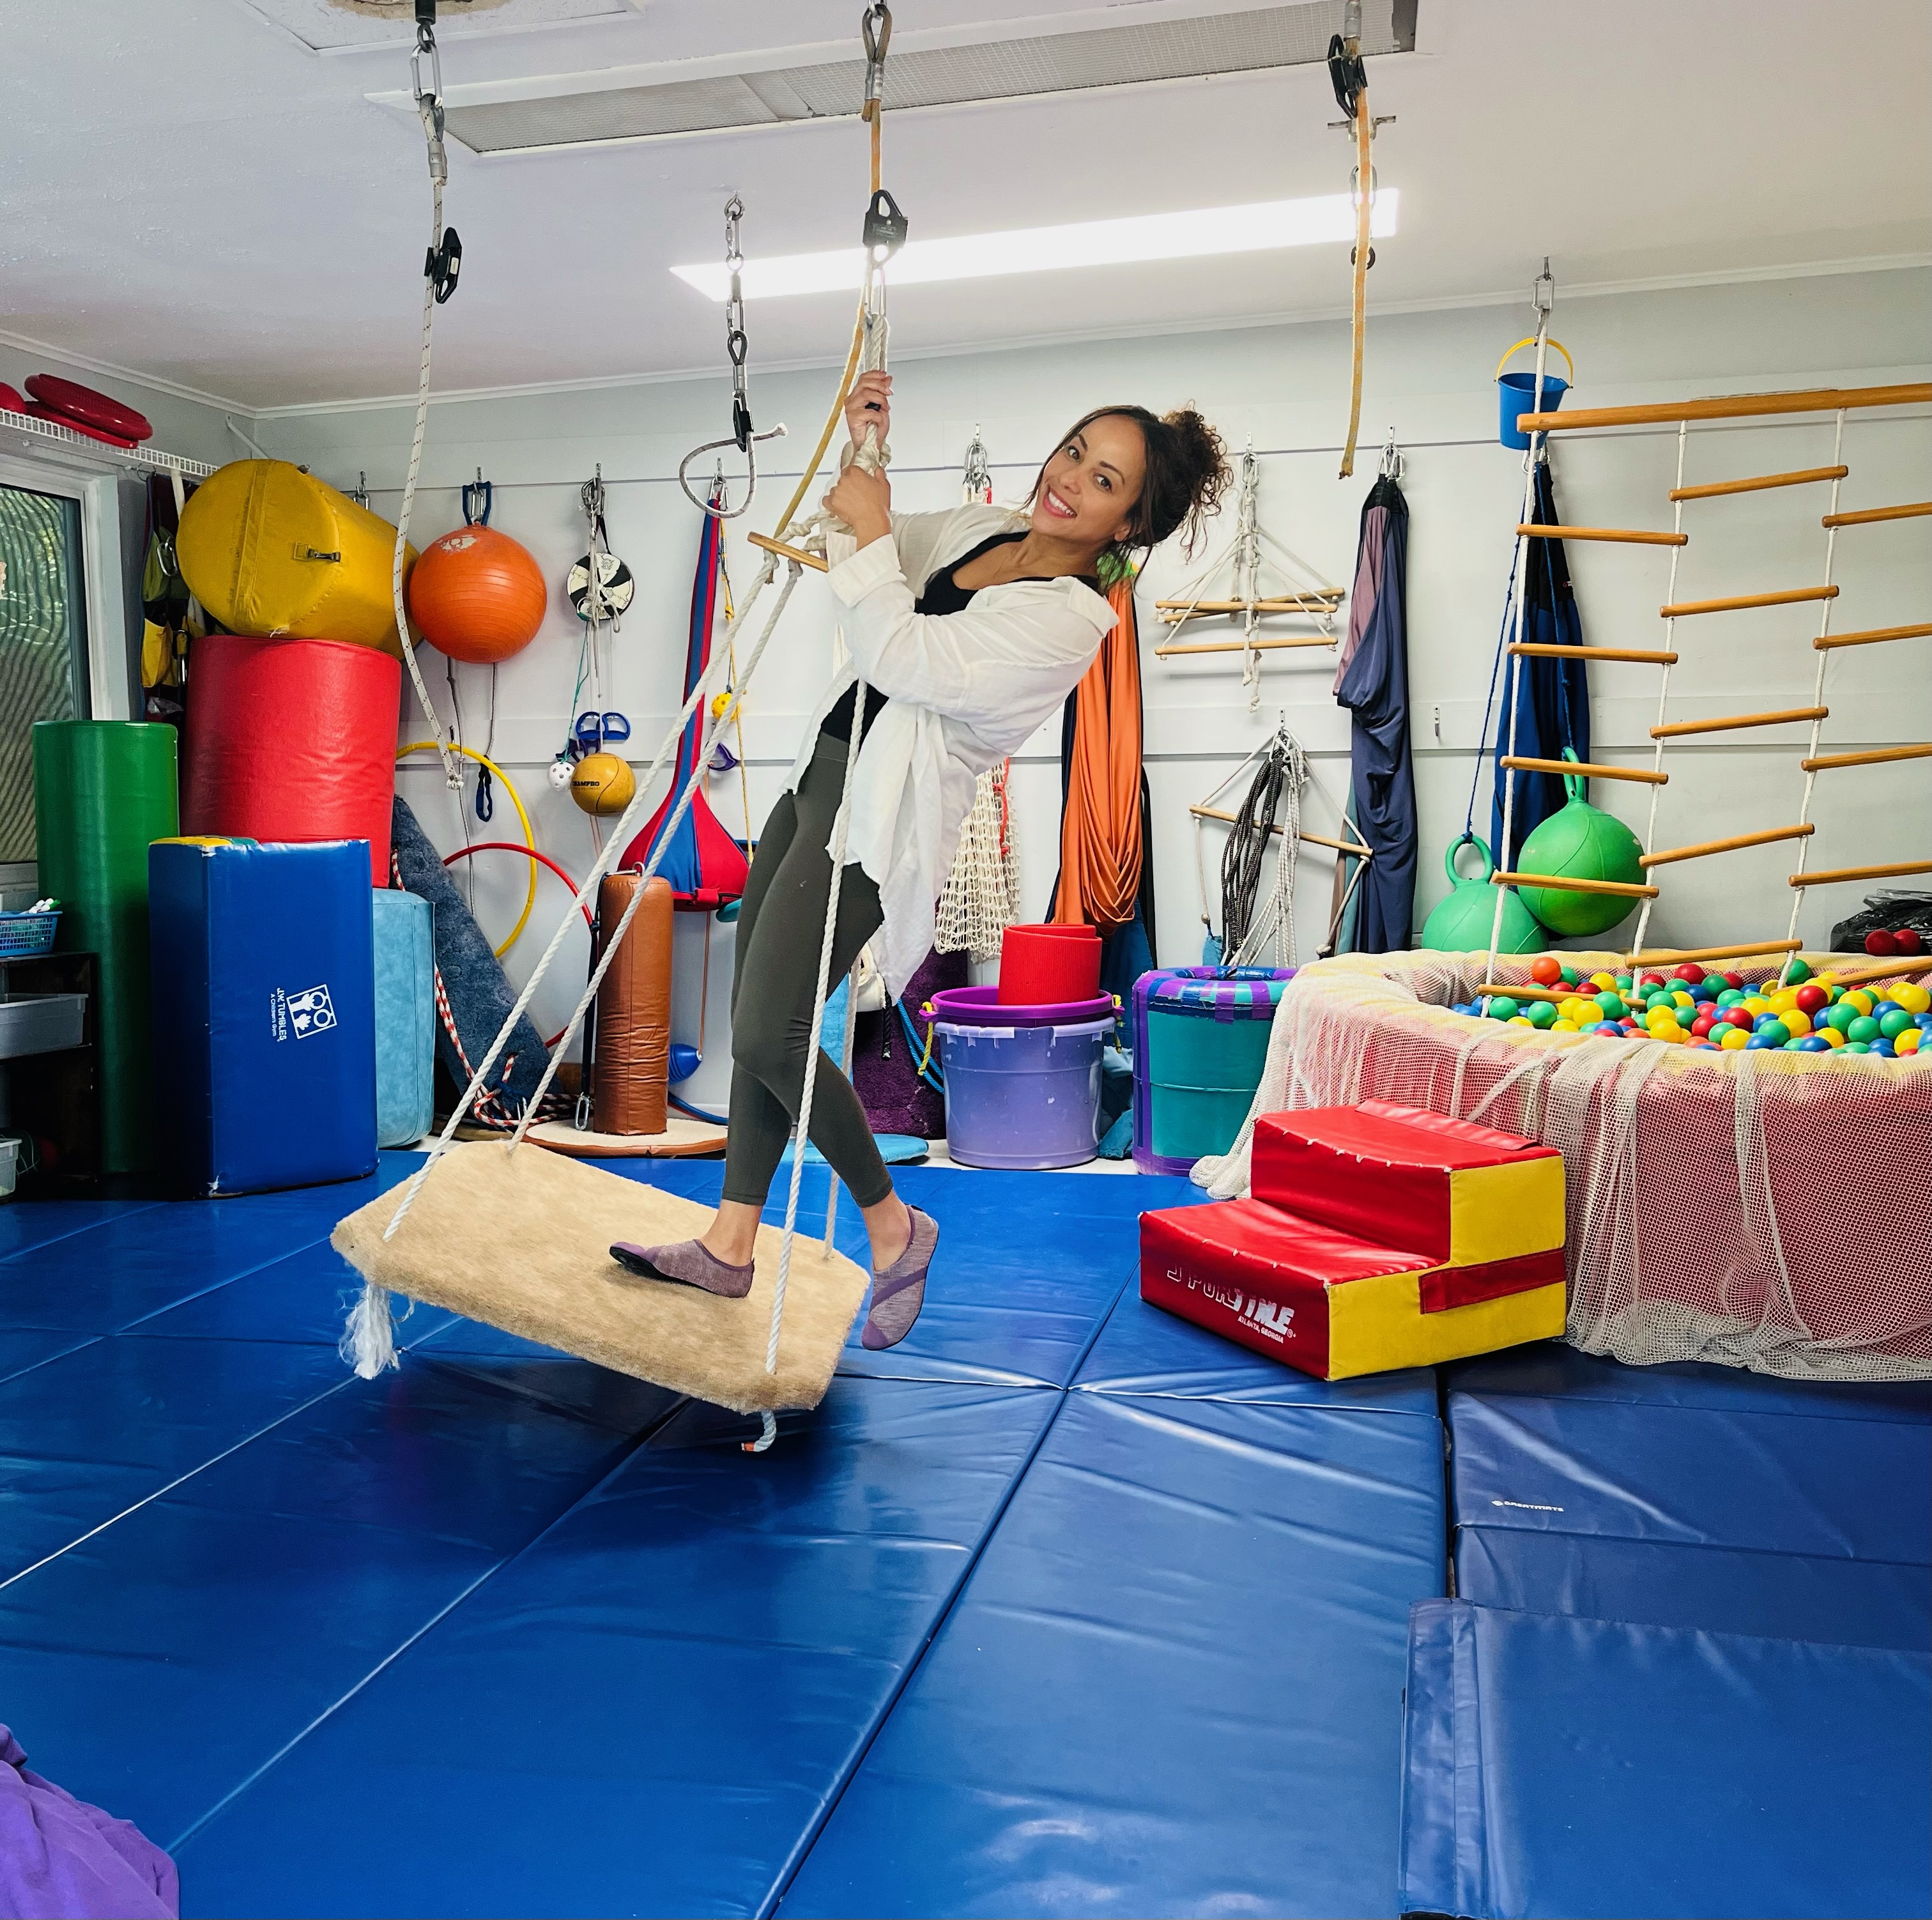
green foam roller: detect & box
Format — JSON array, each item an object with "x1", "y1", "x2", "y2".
[{"x1": 31, "y1": 721, "x2": 178, "y2": 1174}]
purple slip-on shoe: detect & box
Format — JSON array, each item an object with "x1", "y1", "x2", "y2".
[
  {"x1": 610, "y1": 1240, "x2": 755, "y2": 1300},
  {"x1": 861, "y1": 1205, "x2": 937, "y2": 1350}
]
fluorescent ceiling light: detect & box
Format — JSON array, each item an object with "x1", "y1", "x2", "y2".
[{"x1": 671, "y1": 192, "x2": 1399, "y2": 301}]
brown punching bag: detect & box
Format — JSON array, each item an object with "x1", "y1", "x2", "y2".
[{"x1": 592, "y1": 873, "x2": 674, "y2": 1135}]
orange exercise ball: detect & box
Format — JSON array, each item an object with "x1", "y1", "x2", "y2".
[{"x1": 408, "y1": 525, "x2": 547, "y2": 663}]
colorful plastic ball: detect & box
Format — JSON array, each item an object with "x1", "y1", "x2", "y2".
[
  {"x1": 1487, "y1": 997, "x2": 1521, "y2": 1022},
  {"x1": 1894, "y1": 928, "x2": 1925, "y2": 956},
  {"x1": 1551, "y1": 1018, "x2": 1579, "y2": 1033},
  {"x1": 1559, "y1": 965, "x2": 1581, "y2": 986},
  {"x1": 1745, "y1": 1033, "x2": 1779, "y2": 1050},
  {"x1": 1527, "y1": 1001, "x2": 1558, "y2": 1029},
  {"x1": 1530, "y1": 955, "x2": 1563, "y2": 986},
  {"x1": 1844, "y1": 1042, "x2": 1870, "y2": 1054},
  {"x1": 1878, "y1": 1008, "x2": 1914, "y2": 1040},
  {"x1": 1796, "y1": 1034, "x2": 1830, "y2": 1052},
  {"x1": 1793, "y1": 984, "x2": 1828, "y2": 1016},
  {"x1": 1819, "y1": 1027, "x2": 1846, "y2": 1048},
  {"x1": 1754, "y1": 1018, "x2": 1791, "y2": 1047},
  {"x1": 1786, "y1": 958, "x2": 1813, "y2": 983},
  {"x1": 1785, "y1": 1009, "x2": 1814, "y2": 1038},
  {"x1": 1866, "y1": 928, "x2": 1899, "y2": 956},
  {"x1": 1897, "y1": 1029, "x2": 1922, "y2": 1055},
  {"x1": 1508, "y1": 1015, "x2": 1535, "y2": 1027},
  {"x1": 1872, "y1": 1040, "x2": 1896, "y2": 1057},
  {"x1": 410, "y1": 525, "x2": 548, "y2": 663},
  {"x1": 1594, "y1": 993, "x2": 1627, "y2": 1020},
  {"x1": 1697, "y1": 974, "x2": 1726, "y2": 999},
  {"x1": 1819, "y1": 1003, "x2": 1856, "y2": 1035},
  {"x1": 1722, "y1": 972, "x2": 1745, "y2": 990},
  {"x1": 1842, "y1": 990, "x2": 1874, "y2": 1017},
  {"x1": 1892, "y1": 983, "x2": 1931, "y2": 1015},
  {"x1": 1719, "y1": 1025, "x2": 1750, "y2": 1050},
  {"x1": 1721, "y1": 1006, "x2": 1754, "y2": 1031}
]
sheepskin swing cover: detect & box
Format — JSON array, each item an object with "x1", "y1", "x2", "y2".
[{"x1": 334, "y1": 1143, "x2": 868, "y2": 1413}]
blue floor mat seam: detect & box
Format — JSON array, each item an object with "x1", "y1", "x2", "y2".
[
  {"x1": 0, "y1": 1332, "x2": 104, "y2": 1390},
  {"x1": 0, "y1": 1367, "x2": 365, "y2": 1597},
  {"x1": 765, "y1": 1271, "x2": 1135, "y2": 1918},
  {"x1": 0, "y1": 1204, "x2": 164, "y2": 1266},
  {"x1": 162, "y1": 1393, "x2": 689, "y2": 1857},
  {"x1": 111, "y1": 1234, "x2": 337, "y2": 1337}
]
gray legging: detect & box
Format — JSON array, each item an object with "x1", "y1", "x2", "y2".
[{"x1": 722, "y1": 732, "x2": 892, "y2": 1210}]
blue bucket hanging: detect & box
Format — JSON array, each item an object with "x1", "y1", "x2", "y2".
[{"x1": 1496, "y1": 337, "x2": 1574, "y2": 449}]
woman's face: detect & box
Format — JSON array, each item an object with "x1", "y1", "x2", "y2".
[{"x1": 1030, "y1": 415, "x2": 1146, "y2": 551}]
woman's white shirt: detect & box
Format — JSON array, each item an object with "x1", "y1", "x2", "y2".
[{"x1": 785, "y1": 503, "x2": 1116, "y2": 1000}]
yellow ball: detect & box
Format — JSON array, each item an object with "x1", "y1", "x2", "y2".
[
  {"x1": 1719, "y1": 1025, "x2": 1749, "y2": 1050},
  {"x1": 1896, "y1": 1027, "x2": 1922, "y2": 1055},
  {"x1": 1820, "y1": 1026, "x2": 1846, "y2": 1048},
  {"x1": 1770, "y1": 987, "x2": 1800, "y2": 1011},
  {"x1": 1589, "y1": 971, "x2": 1617, "y2": 990},
  {"x1": 569, "y1": 751, "x2": 636, "y2": 817},
  {"x1": 1892, "y1": 983, "x2": 1931, "y2": 1016},
  {"x1": 1843, "y1": 990, "x2": 1874, "y2": 1016},
  {"x1": 1507, "y1": 1015, "x2": 1535, "y2": 1027},
  {"x1": 1551, "y1": 1018, "x2": 1579, "y2": 1033},
  {"x1": 1743, "y1": 995, "x2": 1770, "y2": 1017},
  {"x1": 1782, "y1": 1008, "x2": 1811, "y2": 1036},
  {"x1": 1671, "y1": 990, "x2": 1695, "y2": 1011}
]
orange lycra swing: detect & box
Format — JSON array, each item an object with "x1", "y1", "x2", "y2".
[{"x1": 1052, "y1": 575, "x2": 1145, "y2": 932}]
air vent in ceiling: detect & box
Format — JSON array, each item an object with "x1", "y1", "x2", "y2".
[{"x1": 442, "y1": 1, "x2": 1416, "y2": 155}]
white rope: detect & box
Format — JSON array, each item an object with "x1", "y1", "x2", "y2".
[{"x1": 390, "y1": 123, "x2": 457, "y2": 788}]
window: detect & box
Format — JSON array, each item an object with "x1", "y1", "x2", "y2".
[{"x1": 0, "y1": 484, "x2": 89, "y2": 864}]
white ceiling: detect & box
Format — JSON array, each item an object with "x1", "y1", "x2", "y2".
[{"x1": 2, "y1": 0, "x2": 1926, "y2": 411}]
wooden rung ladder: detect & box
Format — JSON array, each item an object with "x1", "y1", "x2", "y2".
[
  {"x1": 1492, "y1": 872, "x2": 1659, "y2": 900},
  {"x1": 1516, "y1": 524, "x2": 1687, "y2": 546},
  {"x1": 1814, "y1": 623, "x2": 1931, "y2": 651},
  {"x1": 1502, "y1": 754, "x2": 1668, "y2": 785},
  {"x1": 1669, "y1": 465, "x2": 1848, "y2": 502},
  {"x1": 1821, "y1": 502, "x2": 1930, "y2": 528},
  {"x1": 1640, "y1": 824, "x2": 1813, "y2": 869},
  {"x1": 1789, "y1": 859, "x2": 1932, "y2": 889},
  {"x1": 1651, "y1": 705, "x2": 1828, "y2": 739},
  {"x1": 1510, "y1": 642, "x2": 1678, "y2": 664},
  {"x1": 1660, "y1": 585, "x2": 1837, "y2": 618},
  {"x1": 1800, "y1": 743, "x2": 1932, "y2": 772}
]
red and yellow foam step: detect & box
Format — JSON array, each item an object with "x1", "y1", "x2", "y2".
[{"x1": 1140, "y1": 1101, "x2": 1566, "y2": 1379}]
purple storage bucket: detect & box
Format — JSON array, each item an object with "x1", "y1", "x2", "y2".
[
  {"x1": 1131, "y1": 966, "x2": 1293, "y2": 1175},
  {"x1": 936, "y1": 1016, "x2": 1113, "y2": 1170}
]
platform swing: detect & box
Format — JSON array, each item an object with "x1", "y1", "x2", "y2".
[{"x1": 334, "y1": 2, "x2": 912, "y2": 1451}]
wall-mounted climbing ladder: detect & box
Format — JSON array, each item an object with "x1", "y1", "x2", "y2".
[{"x1": 1478, "y1": 380, "x2": 1931, "y2": 1002}]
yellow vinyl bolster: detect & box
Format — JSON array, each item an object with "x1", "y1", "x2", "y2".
[
  {"x1": 151, "y1": 836, "x2": 235, "y2": 849},
  {"x1": 1326, "y1": 1270, "x2": 1567, "y2": 1379},
  {"x1": 1445, "y1": 1155, "x2": 1567, "y2": 1266}
]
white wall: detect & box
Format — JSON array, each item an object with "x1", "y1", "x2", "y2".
[{"x1": 257, "y1": 268, "x2": 1931, "y2": 1103}]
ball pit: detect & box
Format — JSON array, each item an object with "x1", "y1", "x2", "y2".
[
  {"x1": 1195, "y1": 949, "x2": 1931, "y2": 1382},
  {"x1": 1451, "y1": 953, "x2": 1932, "y2": 1060}
]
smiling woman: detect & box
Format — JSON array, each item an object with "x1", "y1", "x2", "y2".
[{"x1": 618, "y1": 378, "x2": 1230, "y2": 1348}]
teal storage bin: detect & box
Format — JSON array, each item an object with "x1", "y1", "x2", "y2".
[
  {"x1": 1132, "y1": 967, "x2": 1292, "y2": 1174},
  {"x1": 372, "y1": 887, "x2": 434, "y2": 1148}
]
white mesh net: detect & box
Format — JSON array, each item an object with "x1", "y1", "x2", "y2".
[
  {"x1": 935, "y1": 759, "x2": 1022, "y2": 961},
  {"x1": 1195, "y1": 951, "x2": 1932, "y2": 1381}
]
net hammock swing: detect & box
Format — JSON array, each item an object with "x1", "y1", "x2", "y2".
[{"x1": 335, "y1": 1, "x2": 911, "y2": 1452}]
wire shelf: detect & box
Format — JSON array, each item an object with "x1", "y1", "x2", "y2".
[{"x1": 1, "y1": 404, "x2": 215, "y2": 479}]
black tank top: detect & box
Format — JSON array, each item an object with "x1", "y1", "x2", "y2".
[{"x1": 818, "y1": 531, "x2": 1036, "y2": 749}]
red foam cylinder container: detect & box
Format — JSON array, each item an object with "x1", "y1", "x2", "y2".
[
  {"x1": 184, "y1": 634, "x2": 401, "y2": 885},
  {"x1": 998, "y1": 921, "x2": 1101, "y2": 1006}
]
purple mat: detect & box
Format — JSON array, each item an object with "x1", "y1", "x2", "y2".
[{"x1": 0, "y1": 1726, "x2": 176, "y2": 1919}]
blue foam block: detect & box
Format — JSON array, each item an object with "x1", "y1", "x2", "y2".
[
  {"x1": 174, "y1": 1378, "x2": 1057, "y2": 1919},
  {"x1": 1075, "y1": 1281, "x2": 1442, "y2": 1414},
  {"x1": 1448, "y1": 1347, "x2": 1931, "y2": 1650},
  {"x1": 0, "y1": 1352, "x2": 678, "y2": 1853},
  {"x1": 371, "y1": 887, "x2": 433, "y2": 1149},
  {"x1": 783, "y1": 1390, "x2": 1447, "y2": 1919},
  {"x1": 1400, "y1": 1600, "x2": 1932, "y2": 1919},
  {"x1": 150, "y1": 838, "x2": 377, "y2": 1195}
]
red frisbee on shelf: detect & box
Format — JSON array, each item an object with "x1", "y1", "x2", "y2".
[
  {"x1": 19, "y1": 403, "x2": 139, "y2": 449},
  {"x1": 0, "y1": 383, "x2": 25, "y2": 415},
  {"x1": 24, "y1": 373, "x2": 152, "y2": 444}
]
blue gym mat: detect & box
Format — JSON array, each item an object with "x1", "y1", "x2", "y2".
[
  {"x1": 1400, "y1": 1599, "x2": 1932, "y2": 1920},
  {"x1": 1447, "y1": 1344, "x2": 1932, "y2": 1649},
  {"x1": 173, "y1": 1378, "x2": 1059, "y2": 1919},
  {"x1": 782, "y1": 1386, "x2": 1448, "y2": 1919}
]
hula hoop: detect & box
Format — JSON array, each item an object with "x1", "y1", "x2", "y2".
[
  {"x1": 443, "y1": 842, "x2": 595, "y2": 932},
  {"x1": 396, "y1": 740, "x2": 535, "y2": 956}
]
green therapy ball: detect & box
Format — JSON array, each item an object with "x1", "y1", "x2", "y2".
[
  {"x1": 1515, "y1": 788, "x2": 1646, "y2": 938},
  {"x1": 1419, "y1": 834, "x2": 1547, "y2": 954}
]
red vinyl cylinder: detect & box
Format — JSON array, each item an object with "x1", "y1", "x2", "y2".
[
  {"x1": 183, "y1": 634, "x2": 401, "y2": 885},
  {"x1": 998, "y1": 922, "x2": 1101, "y2": 1005}
]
